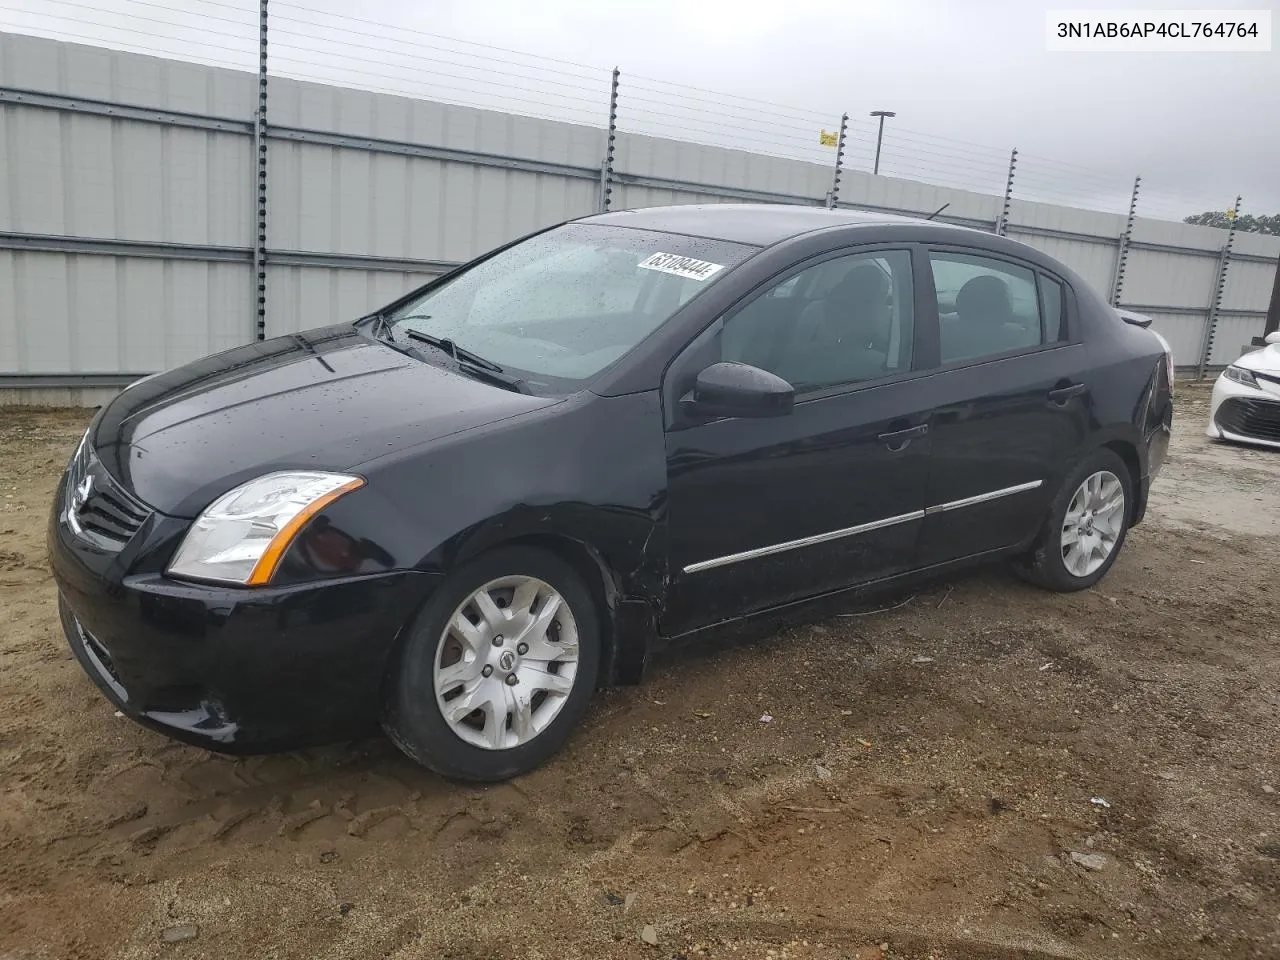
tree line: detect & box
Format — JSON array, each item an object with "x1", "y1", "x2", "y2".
[{"x1": 1183, "y1": 212, "x2": 1280, "y2": 234}]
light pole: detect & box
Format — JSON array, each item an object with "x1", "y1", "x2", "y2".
[{"x1": 870, "y1": 110, "x2": 895, "y2": 175}]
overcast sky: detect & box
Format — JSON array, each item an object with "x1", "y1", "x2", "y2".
[{"x1": 2, "y1": 0, "x2": 1277, "y2": 217}]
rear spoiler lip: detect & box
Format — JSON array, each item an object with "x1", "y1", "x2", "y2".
[{"x1": 1115, "y1": 307, "x2": 1154, "y2": 328}]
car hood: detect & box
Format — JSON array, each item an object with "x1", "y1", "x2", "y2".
[
  {"x1": 1233, "y1": 342, "x2": 1280, "y2": 375},
  {"x1": 91, "y1": 324, "x2": 559, "y2": 517}
]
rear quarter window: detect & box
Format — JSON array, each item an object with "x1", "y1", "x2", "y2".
[{"x1": 1039, "y1": 274, "x2": 1065, "y2": 341}]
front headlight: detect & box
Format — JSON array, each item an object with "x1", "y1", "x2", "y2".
[
  {"x1": 1223, "y1": 364, "x2": 1259, "y2": 389},
  {"x1": 168, "y1": 471, "x2": 365, "y2": 586},
  {"x1": 69, "y1": 427, "x2": 90, "y2": 468}
]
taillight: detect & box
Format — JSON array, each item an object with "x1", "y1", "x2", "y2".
[{"x1": 1150, "y1": 330, "x2": 1175, "y2": 396}]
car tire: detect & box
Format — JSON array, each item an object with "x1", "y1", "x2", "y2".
[
  {"x1": 382, "y1": 546, "x2": 600, "y2": 782},
  {"x1": 1013, "y1": 448, "x2": 1133, "y2": 593}
]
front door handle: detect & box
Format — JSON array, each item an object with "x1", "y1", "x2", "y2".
[
  {"x1": 1047, "y1": 382, "x2": 1088, "y2": 404},
  {"x1": 877, "y1": 423, "x2": 928, "y2": 451}
]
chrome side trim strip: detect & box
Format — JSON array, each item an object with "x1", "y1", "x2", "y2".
[
  {"x1": 923, "y1": 480, "x2": 1044, "y2": 515},
  {"x1": 682, "y1": 509, "x2": 925, "y2": 575},
  {"x1": 681, "y1": 479, "x2": 1046, "y2": 576}
]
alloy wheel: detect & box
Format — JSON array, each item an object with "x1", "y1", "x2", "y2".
[{"x1": 1061, "y1": 469, "x2": 1125, "y2": 578}]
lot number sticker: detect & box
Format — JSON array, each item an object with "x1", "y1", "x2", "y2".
[{"x1": 637, "y1": 252, "x2": 726, "y2": 282}]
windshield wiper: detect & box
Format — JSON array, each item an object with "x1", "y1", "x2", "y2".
[
  {"x1": 375, "y1": 315, "x2": 525, "y2": 391},
  {"x1": 452, "y1": 361, "x2": 528, "y2": 394},
  {"x1": 395, "y1": 325, "x2": 506, "y2": 375},
  {"x1": 381, "y1": 323, "x2": 524, "y2": 392}
]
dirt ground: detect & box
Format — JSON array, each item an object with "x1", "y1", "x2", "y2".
[{"x1": 1, "y1": 383, "x2": 1277, "y2": 960}]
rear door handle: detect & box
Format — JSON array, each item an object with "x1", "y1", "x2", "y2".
[
  {"x1": 1047, "y1": 382, "x2": 1088, "y2": 404},
  {"x1": 877, "y1": 423, "x2": 928, "y2": 450}
]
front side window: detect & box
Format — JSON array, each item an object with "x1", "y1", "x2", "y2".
[
  {"x1": 930, "y1": 252, "x2": 1048, "y2": 364},
  {"x1": 385, "y1": 224, "x2": 756, "y2": 390},
  {"x1": 719, "y1": 250, "x2": 915, "y2": 393}
]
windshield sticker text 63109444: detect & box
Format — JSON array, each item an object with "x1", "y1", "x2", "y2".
[{"x1": 636, "y1": 252, "x2": 726, "y2": 282}]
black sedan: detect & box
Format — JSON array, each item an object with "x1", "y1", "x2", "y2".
[{"x1": 49, "y1": 205, "x2": 1174, "y2": 781}]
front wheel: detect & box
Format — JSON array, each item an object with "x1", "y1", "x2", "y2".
[
  {"x1": 1014, "y1": 448, "x2": 1132, "y2": 592},
  {"x1": 382, "y1": 546, "x2": 600, "y2": 781}
]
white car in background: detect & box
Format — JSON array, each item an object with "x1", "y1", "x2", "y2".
[{"x1": 1207, "y1": 331, "x2": 1280, "y2": 450}]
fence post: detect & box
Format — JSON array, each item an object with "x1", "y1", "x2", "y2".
[
  {"x1": 598, "y1": 67, "x2": 619, "y2": 213},
  {"x1": 995, "y1": 147, "x2": 1017, "y2": 236},
  {"x1": 826, "y1": 113, "x2": 848, "y2": 210},
  {"x1": 1197, "y1": 194, "x2": 1242, "y2": 379},
  {"x1": 253, "y1": 0, "x2": 269, "y2": 340},
  {"x1": 1110, "y1": 175, "x2": 1141, "y2": 306}
]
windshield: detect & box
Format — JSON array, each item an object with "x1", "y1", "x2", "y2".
[{"x1": 384, "y1": 223, "x2": 756, "y2": 390}]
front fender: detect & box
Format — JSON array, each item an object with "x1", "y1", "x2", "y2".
[{"x1": 312, "y1": 390, "x2": 671, "y2": 683}]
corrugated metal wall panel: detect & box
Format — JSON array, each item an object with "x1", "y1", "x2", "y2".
[
  {"x1": 1220, "y1": 259, "x2": 1274, "y2": 312},
  {"x1": 616, "y1": 133, "x2": 832, "y2": 200},
  {"x1": 844, "y1": 172, "x2": 1001, "y2": 224},
  {"x1": 0, "y1": 106, "x2": 252, "y2": 244},
  {"x1": 1, "y1": 32, "x2": 69, "y2": 93},
  {"x1": 1131, "y1": 217, "x2": 1227, "y2": 253},
  {"x1": 613, "y1": 185, "x2": 740, "y2": 209},
  {"x1": 1210, "y1": 315, "x2": 1268, "y2": 365},
  {"x1": 1, "y1": 251, "x2": 251, "y2": 373},
  {"x1": 1119, "y1": 249, "x2": 1219, "y2": 308},
  {"x1": 265, "y1": 266, "x2": 437, "y2": 335},
  {"x1": 5, "y1": 252, "x2": 72, "y2": 373},
  {"x1": 1145, "y1": 312, "x2": 1208, "y2": 368},
  {"x1": 0, "y1": 385, "x2": 121, "y2": 407},
  {"x1": 0, "y1": 32, "x2": 256, "y2": 116},
  {"x1": 0, "y1": 252, "x2": 17, "y2": 364},
  {"x1": 1011, "y1": 200, "x2": 1126, "y2": 238},
  {"x1": 269, "y1": 75, "x2": 605, "y2": 168},
  {"x1": 266, "y1": 141, "x2": 597, "y2": 262},
  {"x1": 1234, "y1": 230, "x2": 1280, "y2": 259}
]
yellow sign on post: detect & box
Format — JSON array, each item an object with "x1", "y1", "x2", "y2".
[{"x1": 819, "y1": 129, "x2": 839, "y2": 147}]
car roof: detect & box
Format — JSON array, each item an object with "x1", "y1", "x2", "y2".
[{"x1": 581, "y1": 203, "x2": 975, "y2": 247}]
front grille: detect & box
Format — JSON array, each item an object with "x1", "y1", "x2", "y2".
[
  {"x1": 78, "y1": 486, "x2": 150, "y2": 543},
  {"x1": 65, "y1": 438, "x2": 152, "y2": 551},
  {"x1": 1217, "y1": 396, "x2": 1280, "y2": 444}
]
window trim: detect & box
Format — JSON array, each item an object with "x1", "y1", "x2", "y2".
[
  {"x1": 1034, "y1": 271, "x2": 1068, "y2": 344},
  {"x1": 921, "y1": 244, "x2": 1080, "y2": 373}
]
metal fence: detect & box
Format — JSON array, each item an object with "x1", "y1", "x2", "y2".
[{"x1": 1, "y1": 14, "x2": 1277, "y2": 405}]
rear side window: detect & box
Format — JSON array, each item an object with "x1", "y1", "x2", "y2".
[{"x1": 929, "y1": 252, "x2": 1046, "y2": 364}]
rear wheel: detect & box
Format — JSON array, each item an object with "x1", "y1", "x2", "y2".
[
  {"x1": 1014, "y1": 448, "x2": 1132, "y2": 592},
  {"x1": 382, "y1": 546, "x2": 600, "y2": 781}
]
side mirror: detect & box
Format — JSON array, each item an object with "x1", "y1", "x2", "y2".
[
  {"x1": 685, "y1": 361, "x2": 794, "y2": 418},
  {"x1": 1267, "y1": 331, "x2": 1280, "y2": 345}
]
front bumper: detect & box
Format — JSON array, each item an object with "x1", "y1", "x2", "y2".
[
  {"x1": 1207, "y1": 374, "x2": 1280, "y2": 450},
  {"x1": 49, "y1": 473, "x2": 438, "y2": 754}
]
